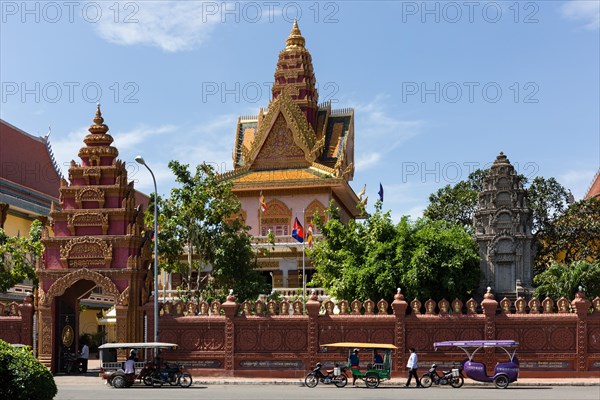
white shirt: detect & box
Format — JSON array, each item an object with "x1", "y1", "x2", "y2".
[
  {"x1": 406, "y1": 352, "x2": 418, "y2": 369},
  {"x1": 124, "y1": 359, "x2": 135, "y2": 374},
  {"x1": 80, "y1": 344, "x2": 89, "y2": 360}
]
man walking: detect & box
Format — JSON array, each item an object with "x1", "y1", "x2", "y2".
[{"x1": 405, "y1": 347, "x2": 422, "y2": 387}]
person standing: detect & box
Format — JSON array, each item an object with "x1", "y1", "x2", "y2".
[
  {"x1": 78, "y1": 342, "x2": 89, "y2": 373},
  {"x1": 405, "y1": 347, "x2": 422, "y2": 387},
  {"x1": 349, "y1": 348, "x2": 360, "y2": 386}
]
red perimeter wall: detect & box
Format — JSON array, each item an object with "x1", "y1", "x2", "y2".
[{"x1": 143, "y1": 291, "x2": 600, "y2": 379}]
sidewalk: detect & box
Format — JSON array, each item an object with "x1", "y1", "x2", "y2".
[{"x1": 54, "y1": 374, "x2": 600, "y2": 386}]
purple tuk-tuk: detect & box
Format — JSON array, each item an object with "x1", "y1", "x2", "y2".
[{"x1": 433, "y1": 340, "x2": 519, "y2": 388}]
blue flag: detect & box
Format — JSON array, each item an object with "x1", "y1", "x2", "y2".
[{"x1": 378, "y1": 183, "x2": 384, "y2": 202}]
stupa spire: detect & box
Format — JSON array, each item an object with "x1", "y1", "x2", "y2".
[
  {"x1": 285, "y1": 19, "x2": 305, "y2": 50},
  {"x1": 79, "y1": 104, "x2": 118, "y2": 166},
  {"x1": 272, "y1": 20, "x2": 318, "y2": 130},
  {"x1": 88, "y1": 103, "x2": 109, "y2": 135}
]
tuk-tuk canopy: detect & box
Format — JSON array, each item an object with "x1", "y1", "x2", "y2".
[
  {"x1": 321, "y1": 342, "x2": 398, "y2": 350},
  {"x1": 434, "y1": 340, "x2": 519, "y2": 350}
]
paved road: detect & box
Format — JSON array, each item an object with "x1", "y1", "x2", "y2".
[{"x1": 55, "y1": 379, "x2": 600, "y2": 400}]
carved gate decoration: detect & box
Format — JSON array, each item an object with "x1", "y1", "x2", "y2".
[{"x1": 36, "y1": 106, "x2": 151, "y2": 371}]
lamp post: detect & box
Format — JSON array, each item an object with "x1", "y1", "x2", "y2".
[{"x1": 135, "y1": 156, "x2": 159, "y2": 344}]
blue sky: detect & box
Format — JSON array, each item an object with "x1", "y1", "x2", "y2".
[{"x1": 1, "y1": 0, "x2": 599, "y2": 220}]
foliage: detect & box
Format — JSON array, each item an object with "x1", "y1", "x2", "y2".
[
  {"x1": 533, "y1": 261, "x2": 600, "y2": 300},
  {"x1": 534, "y1": 198, "x2": 600, "y2": 272},
  {"x1": 527, "y1": 176, "x2": 571, "y2": 235},
  {"x1": 147, "y1": 161, "x2": 268, "y2": 302},
  {"x1": 423, "y1": 169, "x2": 488, "y2": 232},
  {"x1": 423, "y1": 169, "x2": 586, "y2": 273},
  {"x1": 310, "y1": 201, "x2": 480, "y2": 302},
  {"x1": 0, "y1": 340, "x2": 57, "y2": 400},
  {"x1": 0, "y1": 220, "x2": 43, "y2": 293}
]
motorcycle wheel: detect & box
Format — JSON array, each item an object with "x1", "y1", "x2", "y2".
[
  {"x1": 112, "y1": 375, "x2": 126, "y2": 389},
  {"x1": 304, "y1": 372, "x2": 319, "y2": 388},
  {"x1": 334, "y1": 374, "x2": 348, "y2": 388},
  {"x1": 420, "y1": 374, "x2": 433, "y2": 388},
  {"x1": 450, "y1": 376, "x2": 464, "y2": 388},
  {"x1": 179, "y1": 373, "x2": 192, "y2": 388}
]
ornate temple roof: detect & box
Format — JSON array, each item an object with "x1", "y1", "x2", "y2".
[
  {"x1": 223, "y1": 22, "x2": 359, "y2": 218},
  {"x1": 0, "y1": 119, "x2": 61, "y2": 216},
  {"x1": 230, "y1": 22, "x2": 354, "y2": 180}
]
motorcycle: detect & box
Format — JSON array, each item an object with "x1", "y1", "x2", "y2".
[
  {"x1": 304, "y1": 363, "x2": 348, "y2": 388},
  {"x1": 62, "y1": 351, "x2": 82, "y2": 374},
  {"x1": 143, "y1": 362, "x2": 192, "y2": 388},
  {"x1": 420, "y1": 363, "x2": 464, "y2": 388}
]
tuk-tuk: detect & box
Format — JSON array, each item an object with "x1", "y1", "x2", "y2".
[
  {"x1": 434, "y1": 340, "x2": 520, "y2": 388},
  {"x1": 320, "y1": 342, "x2": 397, "y2": 388},
  {"x1": 98, "y1": 342, "x2": 189, "y2": 388}
]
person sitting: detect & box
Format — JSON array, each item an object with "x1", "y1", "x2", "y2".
[
  {"x1": 124, "y1": 355, "x2": 136, "y2": 376},
  {"x1": 373, "y1": 350, "x2": 383, "y2": 365},
  {"x1": 349, "y1": 348, "x2": 360, "y2": 386}
]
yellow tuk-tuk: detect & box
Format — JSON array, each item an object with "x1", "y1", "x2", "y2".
[{"x1": 321, "y1": 342, "x2": 397, "y2": 388}]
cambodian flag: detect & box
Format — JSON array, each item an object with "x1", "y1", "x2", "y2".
[{"x1": 291, "y1": 217, "x2": 304, "y2": 243}]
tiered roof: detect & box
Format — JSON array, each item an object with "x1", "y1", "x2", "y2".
[{"x1": 225, "y1": 22, "x2": 359, "y2": 217}]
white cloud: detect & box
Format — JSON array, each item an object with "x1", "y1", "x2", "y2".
[
  {"x1": 561, "y1": 0, "x2": 600, "y2": 30},
  {"x1": 352, "y1": 94, "x2": 425, "y2": 170},
  {"x1": 356, "y1": 152, "x2": 382, "y2": 170},
  {"x1": 559, "y1": 168, "x2": 598, "y2": 200},
  {"x1": 93, "y1": 1, "x2": 222, "y2": 52}
]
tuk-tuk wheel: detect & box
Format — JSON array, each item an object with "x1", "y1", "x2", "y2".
[
  {"x1": 493, "y1": 374, "x2": 509, "y2": 389},
  {"x1": 365, "y1": 373, "x2": 380, "y2": 388},
  {"x1": 112, "y1": 375, "x2": 126, "y2": 389}
]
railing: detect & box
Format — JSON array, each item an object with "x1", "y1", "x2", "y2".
[{"x1": 154, "y1": 288, "x2": 329, "y2": 302}]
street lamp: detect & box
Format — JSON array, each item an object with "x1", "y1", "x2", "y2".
[{"x1": 135, "y1": 155, "x2": 159, "y2": 344}]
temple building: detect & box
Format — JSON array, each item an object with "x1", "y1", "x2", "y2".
[
  {"x1": 220, "y1": 21, "x2": 361, "y2": 291},
  {"x1": 473, "y1": 152, "x2": 534, "y2": 300},
  {"x1": 0, "y1": 119, "x2": 61, "y2": 236}
]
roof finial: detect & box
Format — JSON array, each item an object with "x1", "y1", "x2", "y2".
[
  {"x1": 88, "y1": 103, "x2": 109, "y2": 135},
  {"x1": 285, "y1": 19, "x2": 305, "y2": 49}
]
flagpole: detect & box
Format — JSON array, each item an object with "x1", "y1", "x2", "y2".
[
  {"x1": 259, "y1": 191, "x2": 263, "y2": 237},
  {"x1": 302, "y1": 208, "x2": 306, "y2": 310}
]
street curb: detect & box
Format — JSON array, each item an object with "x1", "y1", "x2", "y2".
[{"x1": 191, "y1": 380, "x2": 600, "y2": 387}]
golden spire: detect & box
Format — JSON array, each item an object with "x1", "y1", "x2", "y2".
[
  {"x1": 285, "y1": 19, "x2": 305, "y2": 50},
  {"x1": 88, "y1": 103, "x2": 109, "y2": 135}
]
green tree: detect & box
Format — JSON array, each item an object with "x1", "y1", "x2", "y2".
[
  {"x1": 0, "y1": 340, "x2": 57, "y2": 400},
  {"x1": 424, "y1": 169, "x2": 488, "y2": 232},
  {"x1": 534, "y1": 198, "x2": 600, "y2": 271},
  {"x1": 399, "y1": 218, "x2": 481, "y2": 301},
  {"x1": 527, "y1": 176, "x2": 571, "y2": 235},
  {"x1": 310, "y1": 201, "x2": 480, "y2": 302},
  {"x1": 533, "y1": 261, "x2": 600, "y2": 300},
  {"x1": 148, "y1": 161, "x2": 268, "y2": 302},
  {"x1": 0, "y1": 220, "x2": 43, "y2": 293}
]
